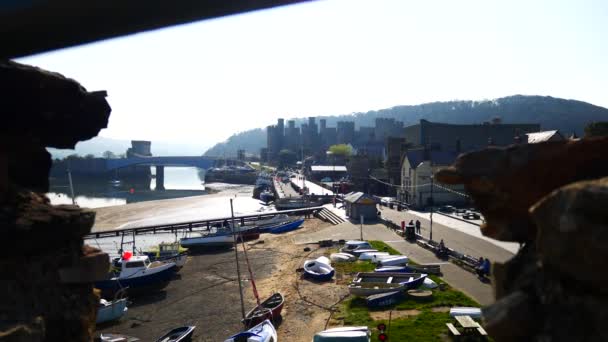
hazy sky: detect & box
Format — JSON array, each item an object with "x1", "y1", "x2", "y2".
[{"x1": 19, "y1": 0, "x2": 608, "y2": 151}]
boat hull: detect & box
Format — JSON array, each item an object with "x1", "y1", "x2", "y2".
[
  {"x1": 242, "y1": 293, "x2": 284, "y2": 328},
  {"x1": 180, "y1": 234, "x2": 235, "y2": 249},
  {"x1": 348, "y1": 283, "x2": 405, "y2": 296},
  {"x1": 374, "y1": 266, "x2": 407, "y2": 273},
  {"x1": 96, "y1": 298, "x2": 128, "y2": 324},
  {"x1": 269, "y1": 218, "x2": 305, "y2": 234},
  {"x1": 352, "y1": 272, "x2": 427, "y2": 290},
  {"x1": 225, "y1": 319, "x2": 277, "y2": 342},
  {"x1": 155, "y1": 326, "x2": 195, "y2": 342},
  {"x1": 378, "y1": 256, "x2": 409, "y2": 266},
  {"x1": 313, "y1": 326, "x2": 371, "y2": 342},
  {"x1": 366, "y1": 290, "x2": 404, "y2": 307},
  {"x1": 304, "y1": 258, "x2": 335, "y2": 281},
  {"x1": 95, "y1": 264, "x2": 177, "y2": 297}
]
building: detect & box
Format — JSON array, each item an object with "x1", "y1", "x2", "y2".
[
  {"x1": 337, "y1": 121, "x2": 355, "y2": 145},
  {"x1": 385, "y1": 137, "x2": 408, "y2": 194},
  {"x1": 344, "y1": 192, "x2": 379, "y2": 220},
  {"x1": 127, "y1": 140, "x2": 152, "y2": 157},
  {"x1": 398, "y1": 148, "x2": 467, "y2": 208},
  {"x1": 375, "y1": 118, "x2": 404, "y2": 142},
  {"x1": 404, "y1": 119, "x2": 540, "y2": 152},
  {"x1": 525, "y1": 130, "x2": 565, "y2": 143}
]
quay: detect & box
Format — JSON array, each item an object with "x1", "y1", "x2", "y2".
[{"x1": 84, "y1": 206, "x2": 324, "y2": 239}]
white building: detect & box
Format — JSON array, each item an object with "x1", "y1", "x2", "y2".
[{"x1": 398, "y1": 149, "x2": 467, "y2": 208}]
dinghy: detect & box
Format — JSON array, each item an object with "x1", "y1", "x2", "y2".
[
  {"x1": 95, "y1": 254, "x2": 177, "y2": 297},
  {"x1": 348, "y1": 249, "x2": 379, "y2": 257},
  {"x1": 422, "y1": 277, "x2": 438, "y2": 289},
  {"x1": 407, "y1": 264, "x2": 442, "y2": 275},
  {"x1": 352, "y1": 272, "x2": 427, "y2": 290},
  {"x1": 358, "y1": 252, "x2": 389, "y2": 261},
  {"x1": 224, "y1": 319, "x2": 277, "y2": 342},
  {"x1": 155, "y1": 326, "x2": 195, "y2": 342},
  {"x1": 313, "y1": 326, "x2": 371, "y2": 342},
  {"x1": 100, "y1": 333, "x2": 139, "y2": 342},
  {"x1": 269, "y1": 218, "x2": 305, "y2": 234},
  {"x1": 450, "y1": 307, "x2": 482, "y2": 319},
  {"x1": 330, "y1": 252, "x2": 356, "y2": 262},
  {"x1": 366, "y1": 290, "x2": 404, "y2": 308},
  {"x1": 340, "y1": 241, "x2": 372, "y2": 253},
  {"x1": 96, "y1": 298, "x2": 128, "y2": 324},
  {"x1": 374, "y1": 266, "x2": 407, "y2": 273},
  {"x1": 303, "y1": 256, "x2": 335, "y2": 281},
  {"x1": 348, "y1": 282, "x2": 405, "y2": 296},
  {"x1": 243, "y1": 293, "x2": 284, "y2": 328},
  {"x1": 377, "y1": 255, "x2": 409, "y2": 266}
]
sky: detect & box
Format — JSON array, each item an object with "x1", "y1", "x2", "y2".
[{"x1": 18, "y1": 0, "x2": 608, "y2": 151}]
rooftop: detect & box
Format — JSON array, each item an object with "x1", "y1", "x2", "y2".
[{"x1": 526, "y1": 130, "x2": 561, "y2": 143}]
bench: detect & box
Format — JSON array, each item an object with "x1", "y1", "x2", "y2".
[
  {"x1": 446, "y1": 323, "x2": 461, "y2": 336},
  {"x1": 449, "y1": 255, "x2": 479, "y2": 273}
]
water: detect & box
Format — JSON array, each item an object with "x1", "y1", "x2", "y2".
[{"x1": 48, "y1": 166, "x2": 207, "y2": 208}]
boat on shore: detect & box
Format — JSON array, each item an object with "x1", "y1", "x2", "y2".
[
  {"x1": 242, "y1": 292, "x2": 285, "y2": 328},
  {"x1": 358, "y1": 252, "x2": 389, "y2": 260},
  {"x1": 96, "y1": 298, "x2": 128, "y2": 324},
  {"x1": 330, "y1": 252, "x2": 356, "y2": 262},
  {"x1": 340, "y1": 241, "x2": 372, "y2": 253},
  {"x1": 179, "y1": 232, "x2": 235, "y2": 249},
  {"x1": 374, "y1": 266, "x2": 407, "y2": 273},
  {"x1": 96, "y1": 254, "x2": 177, "y2": 297},
  {"x1": 351, "y1": 272, "x2": 427, "y2": 290},
  {"x1": 348, "y1": 249, "x2": 379, "y2": 257},
  {"x1": 274, "y1": 197, "x2": 322, "y2": 211},
  {"x1": 377, "y1": 255, "x2": 409, "y2": 266},
  {"x1": 143, "y1": 242, "x2": 188, "y2": 269},
  {"x1": 366, "y1": 290, "x2": 404, "y2": 307},
  {"x1": 303, "y1": 256, "x2": 335, "y2": 281},
  {"x1": 268, "y1": 218, "x2": 305, "y2": 234},
  {"x1": 100, "y1": 333, "x2": 140, "y2": 341},
  {"x1": 155, "y1": 326, "x2": 196, "y2": 342},
  {"x1": 313, "y1": 326, "x2": 371, "y2": 341},
  {"x1": 224, "y1": 319, "x2": 277, "y2": 342},
  {"x1": 347, "y1": 282, "x2": 405, "y2": 296}
]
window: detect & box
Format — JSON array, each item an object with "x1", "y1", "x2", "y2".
[{"x1": 126, "y1": 261, "x2": 145, "y2": 268}]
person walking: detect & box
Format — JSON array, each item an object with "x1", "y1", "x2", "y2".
[{"x1": 415, "y1": 220, "x2": 421, "y2": 234}]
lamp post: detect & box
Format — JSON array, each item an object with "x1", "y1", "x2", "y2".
[{"x1": 429, "y1": 173, "x2": 434, "y2": 242}]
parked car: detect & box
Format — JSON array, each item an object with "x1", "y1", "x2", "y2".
[
  {"x1": 463, "y1": 211, "x2": 481, "y2": 220},
  {"x1": 439, "y1": 205, "x2": 456, "y2": 213}
]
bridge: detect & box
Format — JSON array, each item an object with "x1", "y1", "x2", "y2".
[{"x1": 105, "y1": 156, "x2": 246, "y2": 190}]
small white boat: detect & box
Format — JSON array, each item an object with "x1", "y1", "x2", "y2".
[
  {"x1": 378, "y1": 255, "x2": 409, "y2": 266},
  {"x1": 422, "y1": 277, "x2": 438, "y2": 289},
  {"x1": 348, "y1": 249, "x2": 379, "y2": 257},
  {"x1": 347, "y1": 282, "x2": 405, "y2": 296},
  {"x1": 450, "y1": 307, "x2": 482, "y2": 319},
  {"x1": 330, "y1": 253, "x2": 356, "y2": 262},
  {"x1": 313, "y1": 326, "x2": 371, "y2": 341},
  {"x1": 179, "y1": 232, "x2": 234, "y2": 249},
  {"x1": 224, "y1": 319, "x2": 277, "y2": 342},
  {"x1": 96, "y1": 298, "x2": 128, "y2": 324},
  {"x1": 340, "y1": 241, "x2": 372, "y2": 253},
  {"x1": 370, "y1": 254, "x2": 395, "y2": 262},
  {"x1": 358, "y1": 252, "x2": 389, "y2": 261},
  {"x1": 304, "y1": 256, "x2": 335, "y2": 281}
]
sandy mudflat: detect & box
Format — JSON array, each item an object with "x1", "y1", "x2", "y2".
[{"x1": 94, "y1": 218, "x2": 344, "y2": 341}]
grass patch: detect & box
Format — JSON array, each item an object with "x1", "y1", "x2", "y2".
[{"x1": 332, "y1": 241, "x2": 482, "y2": 340}]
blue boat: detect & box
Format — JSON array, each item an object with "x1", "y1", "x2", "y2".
[
  {"x1": 366, "y1": 290, "x2": 404, "y2": 307},
  {"x1": 95, "y1": 255, "x2": 177, "y2": 297},
  {"x1": 224, "y1": 319, "x2": 277, "y2": 342},
  {"x1": 303, "y1": 256, "x2": 335, "y2": 281},
  {"x1": 96, "y1": 298, "x2": 128, "y2": 324},
  {"x1": 269, "y1": 218, "x2": 305, "y2": 234}
]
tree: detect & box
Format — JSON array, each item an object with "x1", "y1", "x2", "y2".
[
  {"x1": 328, "y1": 144, "x2": 353, "y2": 157},
  {"x1": 102, "y1": 150, "x2": 116, "y2": 159},
  {"x1": 584, "y1": 122, "x2": 608, "y2": 138},
  {"x1": 84, "y1": 154, "x2": 95, "y2": 159}
]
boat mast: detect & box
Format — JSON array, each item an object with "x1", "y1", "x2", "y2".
[
  {"x1": 230, "y1": 199, "x2": 246, "y2": 320},
  {"x1": 66, "y1": 167, "x2": 76, "y2": 205}
]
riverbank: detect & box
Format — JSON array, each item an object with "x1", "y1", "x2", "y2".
[{"x1": 91, "y1": 184, "x2": 268, "y2": 232}]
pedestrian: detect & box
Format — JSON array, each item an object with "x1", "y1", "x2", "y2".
[
  {"x1": 408, "y1": 219, "x2": 414, "y2": 226},
  {"x1": 415, "y1": 219, "x2": 421, "y2": 234}
]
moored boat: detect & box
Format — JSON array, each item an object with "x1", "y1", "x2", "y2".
[
  {"x1": 224, "y1": 319, "x2": 277, "y2": 342},
  {"x1": 313, "y1": 326, "x2": 371, "y2": 342},
  {"x1": 330, "y1": 252, "x2": 356, "y2": 262},
  {"x1": 347, "y1": 249, "x2": 379, "y2": 257},
  {"x1": 143, "y1": 242, "x2": 188, "y2": 269},
  {"x1": 155, "y1": 326, "x2": 195, "y2": 342},
  {"x1": 303, "y1": 256, "x2": 335, "y2": 281},
  {"x1": 179, "y1": 232, "x2": 234, "y2": 249},
  {"x1": 274, "y1": 198, "x2": 322, "y2": 211},
  {"x1": 422, "y1": 277, "x2": 438, "y2": 289},
  {"x1": 100, "y1": 333, "x2": 140, "y2": 342},
  {"x1": 242, "y1": 292, "x2": 284, "y2": 328},
  {"x1": 366, "y1": 290, "x2": 404, "y2": 307},
  {"x1": 377, "y1": 255, "x2": 409, "y2": 266},
  {"x1": 96, "y1": 298, "x2": 128, "y2": 324},
  {"x1": 95, "y1": 254, "x2": 177, "y2": 297},
  {"x1": 269, "y1": 218, "x2": 305, "y2": 234},
  {"x1": 352, "y1": 272, "x2": 427, "y2": 290}
]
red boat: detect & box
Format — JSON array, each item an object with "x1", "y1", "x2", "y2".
[{"x1": 242, "y1": 292, "x2": 284, "y2": 328}]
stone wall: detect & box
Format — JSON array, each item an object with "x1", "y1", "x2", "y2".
[
  {"x1": 0, "y1": 60, "x2": 111, "y2": 341},
  {"x1": 436, "y1": 137, "x2": 608, "y2": 341}
]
